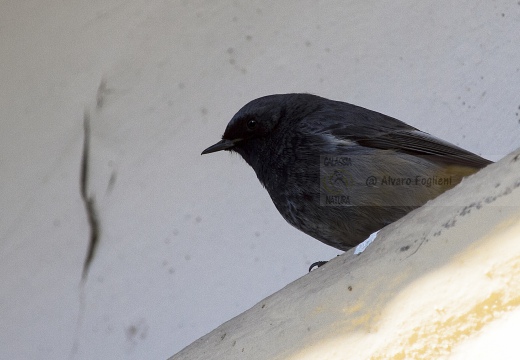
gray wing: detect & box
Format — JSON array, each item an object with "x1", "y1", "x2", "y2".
[
  {"x1": 315, "y1": 105, "x2": 492, "y2": 168},
  {"x1": 354, "y1": 129, "x2": 492, "y2": 168}
]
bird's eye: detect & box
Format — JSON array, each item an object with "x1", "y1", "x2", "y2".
[{"x1": 246, "y1": 119, "x2": 258, "y2": 130}]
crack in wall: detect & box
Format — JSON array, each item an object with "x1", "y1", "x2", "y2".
[
  {"x1": 80, "y1": 111, "x2": 100, "y2": 280},
  {"x1": 70, "y1": 110, "x2": 101, "y2": 360}
]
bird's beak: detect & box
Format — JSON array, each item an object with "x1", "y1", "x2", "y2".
[{"x1": 201, "y1": 139, "x2": 236, "y2": 155}]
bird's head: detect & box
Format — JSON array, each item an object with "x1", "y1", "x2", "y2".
[{"x1": 202, "y1": 93, "x2": 322, "y2": 166}]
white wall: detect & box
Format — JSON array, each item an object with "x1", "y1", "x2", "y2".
[{"x1": 1, "y1": 1, "x2": 519, "y2": 359}]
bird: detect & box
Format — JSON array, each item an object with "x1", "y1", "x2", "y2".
[{"x1": 202, "y1": 93, "x2": 492, "y2": 252}]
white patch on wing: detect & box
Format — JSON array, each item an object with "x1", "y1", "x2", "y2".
[{"x1": 320, "y1": 133, "x2": 357, "y2": 147}]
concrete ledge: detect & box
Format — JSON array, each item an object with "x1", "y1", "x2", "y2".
[{"x1": 170, "y1": 148, "x2": 520, "y2": 360}]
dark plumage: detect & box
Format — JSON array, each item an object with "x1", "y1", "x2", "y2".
[{"x1": 202, "y1": 94, "x2": 491, "y2": 251}]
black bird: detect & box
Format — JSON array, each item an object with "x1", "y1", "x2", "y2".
[{"x1": 202, "y1": 94, "x2": 491, "y2": 251}]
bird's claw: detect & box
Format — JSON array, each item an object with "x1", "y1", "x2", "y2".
[{"x1": 308, "y1": 261, "x2": 328, "y2": 272}]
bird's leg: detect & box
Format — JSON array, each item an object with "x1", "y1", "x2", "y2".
[{"x1": 308, "y1": 261, "x2": 329, "y2": 271}]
